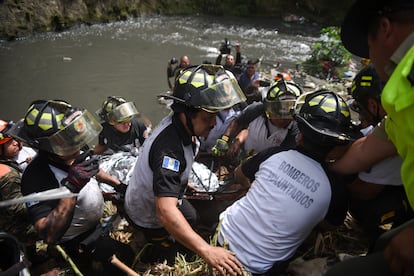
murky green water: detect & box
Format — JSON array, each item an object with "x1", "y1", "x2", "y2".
[{"x1": 0, "y1": 15, "x2": 320, "y2": 125}]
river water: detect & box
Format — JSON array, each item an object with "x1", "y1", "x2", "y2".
[{"x1": 0, "y1": 15, "x2": 321, "y2": 125}]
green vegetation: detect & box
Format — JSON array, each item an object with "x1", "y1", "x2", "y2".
[{"x1": 302, "y1": 26, "x2": 352, "y2": 79}]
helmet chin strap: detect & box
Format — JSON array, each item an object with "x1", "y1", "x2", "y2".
[
  {"x1": 184, "y1": 110, "x2": 196, "y2": 136},
  {"x1": 373, "y1": 104, "x2": 382, "y2": 125},
  {"x1": 366, "y1": 101, "x2": 382, "y2": 125}
]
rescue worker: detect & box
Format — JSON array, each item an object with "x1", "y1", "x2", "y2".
[
  {"x1": 10, "y1": 100, "x2": 134, "y2": 275},
  {"x1": 0, "y1": 119, "x2": 37, "y2": 243},
  {"x1": 218, "y1": 90, "x2": 360, "y2": 275},
  {"x1": 347, "y1": 65, "x2": 413, "y2": 241},
  {"x1": 326, "y1": 0, "x2": 414, "y2": 274},
  {"x1": 167, "y1": 55, "x2": 191, "y2": 90},
  {"x1": 94, "y1": 96, "x2": 152, "y2": 155},
  {"x1": 125, "y1": 64, "x2": 246, "y2": 275},
  {"x1": 212, "y1": 79, "x2": 303, "y2": 159}
]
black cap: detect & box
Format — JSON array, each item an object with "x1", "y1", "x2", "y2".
[{"x1": 341, "y1": 0, "x2": 414, "y2": 58}]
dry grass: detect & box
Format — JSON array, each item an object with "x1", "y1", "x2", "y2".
[
  {"x1": 32, "y1": 192, "x2": 371, "y2": 275},
  {"x1": 104, "y1": 199, "x2": 371, "y2": 276}
]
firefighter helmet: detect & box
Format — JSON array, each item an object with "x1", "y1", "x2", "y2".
[
  {"x1": 97, "y1": 96, "x2": 139, "y2": 124},
  {"x1": 294, "y1": 90, "x2": 360, "y2": 145},
  {"x1": 162, "y1": 64, "x2": 246, "y2": 113},
  {"x1": 350, "y1": 64, "x2": 383, "y2": 113},
  {"x1": 8, "y1": 100, "x2": 102, "y2": 156},
  {"x1": 0, "y1": 120, "x2": 13, "y2": 145},
  {"x1": 264, "y1": 80, "x2": 303, "y2": 119}
]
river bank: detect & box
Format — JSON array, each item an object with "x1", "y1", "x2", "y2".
[{"x1": 0, "y1": 0, "x2": 354, "y2": 40}]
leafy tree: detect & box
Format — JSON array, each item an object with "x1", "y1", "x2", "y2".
[{"x1": 302, "y1": 26, "x2": 352, "y2": 79}]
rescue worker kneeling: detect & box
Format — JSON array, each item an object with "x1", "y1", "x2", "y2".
[
  {"x1": 125, "y1": 64, "x2": 246, "y2": 275},
  {"x1": 9, "y1": 100, "x2": 134, "y2": 275},
  {"x1": 217, "y1": 90, "x2": 361, "y2": 275}
]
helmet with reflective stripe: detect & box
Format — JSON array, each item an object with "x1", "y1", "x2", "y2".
[
  {"x1": 164, "y1": 64, "x2": 246, "y2": 113},
  {"x1": 264, "y1": 80, "x2": 303, "y2": 119},
  {"x1": 294, "y1": 90, "x2": 360, "y2": 145},
  {"x1": 8, "y1": 100, "x2": 102, "y2": 156},
  {"x1": 97, "y1": 96, "x2": 139, "y2": 124},
  {"x1": 352, "y1": 64, "x2": 382, "y2": 101},
  {"x1": 0, "y1": 120, "x2": 13, "y2": 145},
  {"x1": 350, "y1": 64, "x2": 383, "y2": 112}
]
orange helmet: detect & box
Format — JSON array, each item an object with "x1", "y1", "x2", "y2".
[
  {"x1": 274, "y1": 72, "x2": 292, "y2": 81},
  {"x1": 0, "y1": 120, "x2": 13, "y2": 145}
]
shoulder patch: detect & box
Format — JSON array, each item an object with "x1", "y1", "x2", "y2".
[
  {"x1": 162, "y1": 156, "x2": 180, "y2": 172},
  {"x1": 26, "y1": 201, "x2": 39, "y2": 208}
]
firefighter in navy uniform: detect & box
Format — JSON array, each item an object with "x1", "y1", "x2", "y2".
[
  {"x1": 94, "y1": 96, "x2": 152, "y2": 155},
  {"x1": 10, "y1": 100, "x2": 134, "y2": 275},
  {"x1": 125, "y1": 64, "x2": 246, "y2": 275}
]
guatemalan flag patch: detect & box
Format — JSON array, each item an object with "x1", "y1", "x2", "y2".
[{"x1": 162, "y1": 156, "x2": 180, "y2": 172}]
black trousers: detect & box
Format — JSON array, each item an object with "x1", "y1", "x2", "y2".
[{"x1": 60, "y1": 228, "x2": 134, "y2": 275}]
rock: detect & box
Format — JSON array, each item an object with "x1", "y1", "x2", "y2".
[{"x1": 286, "y1": 257, "x2": 329, "y2": 276}]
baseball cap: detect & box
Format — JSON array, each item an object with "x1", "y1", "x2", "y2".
[{"x1": 341, "y1": 0, "x2": 414, "y2": 58}]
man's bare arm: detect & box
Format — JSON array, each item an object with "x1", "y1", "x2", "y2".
[
  {"x1": 331, "y1": 133, "x2": 397, "y2": 174},
  {"x1": 233, "y1": 162, "x2": 251, "y2": 190},
  {"x1": 155, "y1": 197, "x2": 243, "y2": 275},
  {"x1": 34, "y1": 197, "x2": 76, "y2": 244}
]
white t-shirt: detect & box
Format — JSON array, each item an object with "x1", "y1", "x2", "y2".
[
  {"x1": 49, "y1": 165, "x2": 104, "y2": 242},
  {"x1": 219, "y1": 150, "x2": 331, "y2": 274},
  {"x1": 15, "y1": 146, "x2": 37, "y2": 171},
  {"x1": 244, "y1": 116, "x2": 293, "y2": 153},
  {"x1": 358, "y1": 126, "x2": 403, "y2": 186}
]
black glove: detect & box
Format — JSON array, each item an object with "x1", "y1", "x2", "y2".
[
  {"x1": 114, "y1": 182, "x2": 128, "y2": 195},
  {"x1": 63, "y1": 150, "x2": 99, "y2": 193}
]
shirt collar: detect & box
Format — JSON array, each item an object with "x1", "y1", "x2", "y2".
[
  {"x1": 172, "y1": 113, "x2": 192, "y2": 146},
  {"x1": 385, "y1": 31, "x2": 414, "y2": 77}
]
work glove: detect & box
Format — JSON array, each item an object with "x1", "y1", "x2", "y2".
[
  {"x1": 63, "y1": 150, "x2": 99, "y2": 193},
  {"x1": 211, "y1": 135, "x2": 230, "y2": 157},
  {"x1": 114, "y1": 182, "x2": 128, "y2": 195}
]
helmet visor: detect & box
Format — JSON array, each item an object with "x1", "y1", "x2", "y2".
[
  {"x1": 198, "y1": 78, "x2": 246, "y2": 113},
  {"x1": 108, "y1": 102, "x2": 139, "y2": 123},
  {"x1": 295, "y1": 114, "x2": 357, "y2": 144},
  {"x1": 265, "y1": 99, "x2": 296, "y2": 119},
  {"x1": 294, "y1": 92, "x2": 313, "y2": 115},
  {"x1": 37, "y1": 110, "x2": 102, "y2": 156},
  {"x1": 348, "y1": 99, "x2": 364, "y2": 113}
]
